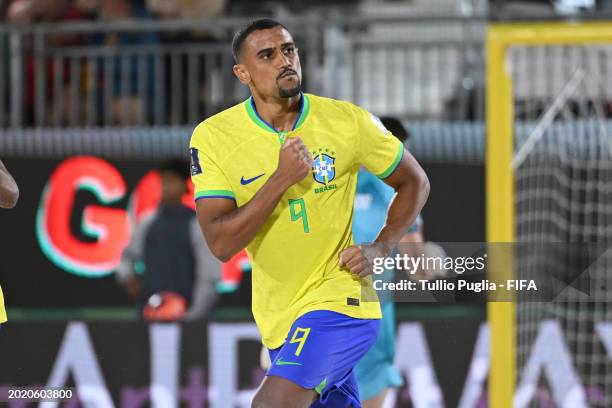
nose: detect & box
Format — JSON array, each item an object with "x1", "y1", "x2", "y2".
[{"x1": 277, "y1": 52, "x2": 292, "y2": 69}]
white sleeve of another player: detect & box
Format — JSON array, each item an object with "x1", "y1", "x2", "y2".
[{"x1": 184, "y1": 218, "x2": 220, "y2": 320}]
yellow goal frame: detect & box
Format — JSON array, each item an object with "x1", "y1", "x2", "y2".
[{"x1": 486, "y1": 21, "x2": 612, "y2": 408}]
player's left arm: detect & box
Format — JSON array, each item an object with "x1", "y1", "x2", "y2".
[
  {"x1": 0, "y1": 160, "x2": 19, "y2": 209},
  {"x1": 341, "y1": 151, "x2": 429, "y2": 277}
]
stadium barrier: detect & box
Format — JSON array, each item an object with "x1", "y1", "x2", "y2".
[
  {"x1": 0, "y1": 15, "x2": 486, "y2": 128},
  {"x1": 0, "y1": 122, "x2": 485, "y2": 162}
]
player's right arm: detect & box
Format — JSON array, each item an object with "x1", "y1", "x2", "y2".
[
  {"x1": 0, "y1": 160, "x2": 19, "y2": 209},
  {"x1": 193, "y1": 136, "x2": 312, "y2": 262}
]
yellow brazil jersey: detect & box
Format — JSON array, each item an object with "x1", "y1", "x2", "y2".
[
  {"x1": 0, "y1": 285, "x2": 7, "y2": 323},
  {"x1": 190, "y1": 93, "x2": 404, "y2": 348}
]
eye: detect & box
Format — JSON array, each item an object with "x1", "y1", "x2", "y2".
[{"x1": 284, "y1": 47, "x2": 295, "y2": 55}]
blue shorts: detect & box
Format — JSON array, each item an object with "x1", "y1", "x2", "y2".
[
  {"x1": 267, "y1": 310, "x2": 380, "y2": 407},
  {"x1": 355, "y1": 302, "x2": 404, "y2": 400}
]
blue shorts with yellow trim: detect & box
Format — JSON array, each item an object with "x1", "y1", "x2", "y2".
[{"x1": 267, "y1": 310, "x2": 380, "y2": 407}]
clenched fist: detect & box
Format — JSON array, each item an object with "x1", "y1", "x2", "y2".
[
  {"x1": 339, "y1": 243, "x2": 390, "y2": 278},
  {"x1": 274, "y1": 137, "x2": 313, "y2": 189}
]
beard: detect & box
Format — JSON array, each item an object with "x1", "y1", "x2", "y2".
[{"x1": 277, "y1": 79, "x2": 302, "y2": 98}]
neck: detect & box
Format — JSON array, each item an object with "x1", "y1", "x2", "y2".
[{"x1": 250, "y1": 92, "x2": 302, "y2": 132}]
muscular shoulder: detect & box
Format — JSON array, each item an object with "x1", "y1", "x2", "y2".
[
  {"x1": 191, "y1": 101, "x2": 247, "y2": 149},
  {"x1": 307, "y1": 93, "x2": 360, "y2": 120}
]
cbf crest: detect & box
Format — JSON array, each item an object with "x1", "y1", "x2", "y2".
[{"x1": 311, "y1": 148, "x2": 337, "y2": 194}]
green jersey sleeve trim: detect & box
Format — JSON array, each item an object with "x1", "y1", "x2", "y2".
[
  {"x1": 195, "y1": 190, "x2": 236, "y2": 201},
  {"x1": 376, "y1": 142, "x2": 405, "y2": 179}
]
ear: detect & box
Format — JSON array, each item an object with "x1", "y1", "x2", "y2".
[{"x1": 233, "y1": 64, "x2": 250, "y2": 85}]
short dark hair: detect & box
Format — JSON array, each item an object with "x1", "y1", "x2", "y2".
[
  {"x1": 380, "y1": 116, "x2": 410, "y2": 144},
  {"x1": 158, "y1": 159, "x2": 190, "y2": 181},
  {"x1": 232, "y1": 18, "x2": 288, "y2": 62}
]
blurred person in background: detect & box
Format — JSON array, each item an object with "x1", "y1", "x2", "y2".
[
  {"x1": 5, "y1": 0, "x2": 99, "y2": 125},
  {"x1": 0, "y1": 1, "x2": 9, "y2": 19},
  {"x1": 0, "y1": 160, "x2": 19, "y2": 329},
  {"x1": 146, "y1": 0, "x2": 226, "y2": 20},
  {"x1": 352, "y1": 117, "x2": 412, "y2": 407},
  {"x1": 116, "y1": 159, "x2": 220, "y2": 321},
  {"x1": 96, "y1": 0, "x2": 158, "y2": 125},
  {"x1": 4, "y1": 0, "x2": 64, "y2": 23},
  {"x1": 4, "y1": 0, "x2": 99, "y2": 23},
  {"x1": 0, "y1": 160, "x2": 19, "y2": 207},
  {"x1": 353, "y1": 117, "x2": 445, "y2": 407},
  {"x1": 147, "y1": 0, "x2": 226, "y2": 124}
]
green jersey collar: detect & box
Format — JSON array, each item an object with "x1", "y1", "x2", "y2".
[{"x1": 245, "y1": 93, "x2": 310, "y2": 134}]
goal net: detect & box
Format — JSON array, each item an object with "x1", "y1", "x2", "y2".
[
  {"x1": 487, "y1": 23, "x2": 612, "y2": 408},
  {"x1": 512, "y1": 43, "x2": 612, "y2": 407}
]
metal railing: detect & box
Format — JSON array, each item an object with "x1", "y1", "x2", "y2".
[{"x1": 0, "y1": 15, "x2": 486, "y2": 128}]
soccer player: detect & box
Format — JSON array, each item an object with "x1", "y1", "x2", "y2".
[
  {"x1": 353, "y1": 117, "x2": 422, "y2": 407},
  {"x1": 0, "y1": 159, "x2": 19, "y2": 328},
  {"x1": 116, "y1": 159, "x2": 219, "y2": 321},
  {"x1": 190, "y1": 19, "x2": 429, "y2": 407}
]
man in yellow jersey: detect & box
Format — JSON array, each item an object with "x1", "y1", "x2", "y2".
[
  {"x1": 0, "y1": 159, "x2": 19, "y2": 328},
  {"x1": 190, "y1": 19, "x2": 429, "y2": 407}
]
